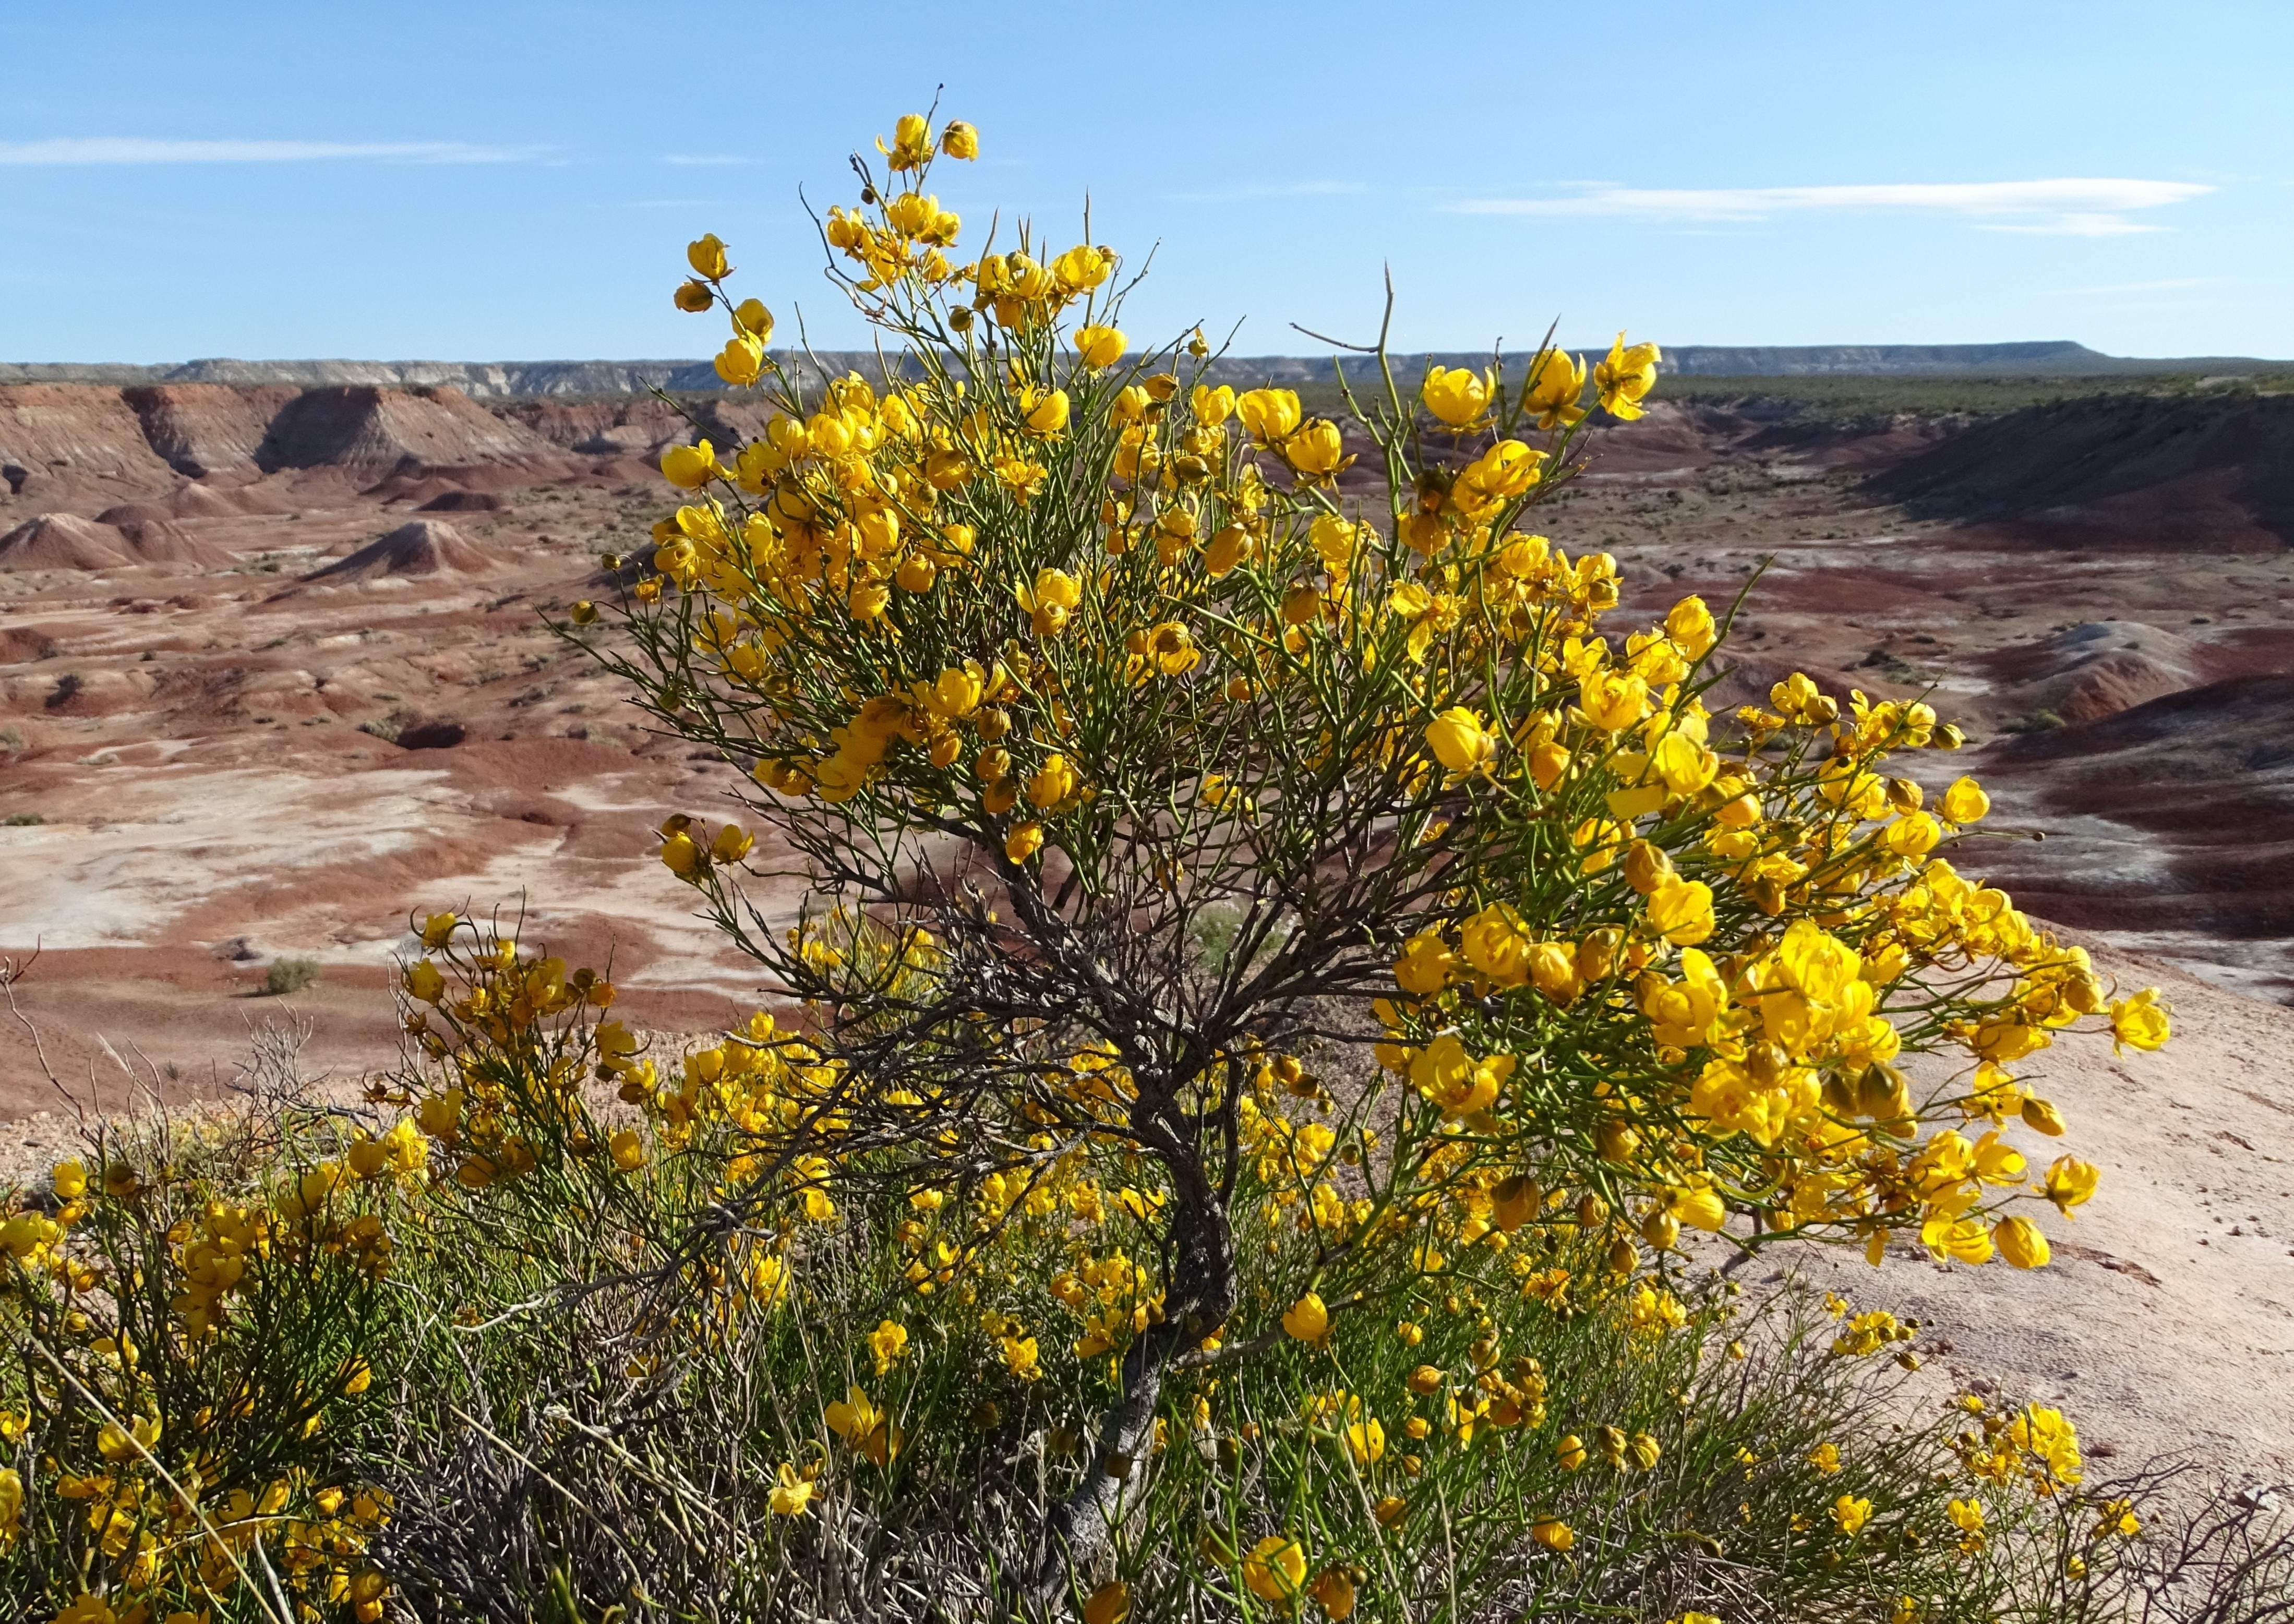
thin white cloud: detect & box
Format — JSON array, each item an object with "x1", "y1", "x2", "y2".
[
  {"x1": 0, "y1": 138, "x2": 527, "y2": 165},
  {"x1": 1455, "y1": 178, "x2": 2213, "y2": 236}
]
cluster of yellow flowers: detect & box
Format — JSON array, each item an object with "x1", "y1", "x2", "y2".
[{"x1": 1, "y1": 1140, "x2": 400, "y2": 1620}]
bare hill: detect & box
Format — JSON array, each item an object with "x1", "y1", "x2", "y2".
[
  {"x1": 0, "y1": 513, "x2": 137, "y2": 570},
  {"x1": 302, "y1": 518, "x2": 498, "y2": 583},
  {"x1": 1863, "y1": 392, "x2": 2294, "y2": 550}
]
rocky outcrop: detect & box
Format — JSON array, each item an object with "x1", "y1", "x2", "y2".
[
  {"x1": 0, "y1": 385, "x2": 180, "y2": 502},
  {"x1": 124, "y1": 383, "x2": 294, "y2": 478}
]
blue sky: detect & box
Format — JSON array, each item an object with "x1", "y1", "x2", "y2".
[{"x1": 2, "y1": 1, "x2": 2287, "y2": 364}]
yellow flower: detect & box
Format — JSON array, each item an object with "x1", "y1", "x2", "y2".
[
  {"x1": 674, "y1": 279, "x2": 714, "y2": 312},
  {"x1": 1522, "y1": 348, "x2": 1588, "y2": 428},
  {"x1": 420, "y1": 910, "x2": 460, "y2": 949},
  {"x1": 715, "y1": 332, "x2": 764, "y2": 387},
  {"x1": 823, "y1": 1387, "x2": 881, "y2": 1447},
  {"x1": 2043, "y1": 1155, "x2": 2098, "y2": 1216},
  {"x1": 1948, "y1": 1496, "x2": 1986, "y2": 1532},
  {"x1": 1082, "y1": 1582, "x2": 1130, "y2": 1624},
  {"x1": 1073, "y1": 325, "x2": 1126, "y2": 368},
  {"x1": 769, "y1": 1462, "x2": 816, "y2": 1517},
  {"x1": 1019, "y1": 567, "x2": 1083, "y2": 636},
  {"x1": 880, "y1": 113, "x2": 933, "y2": 170},
  {"x1": 1593, "y1": 332, "x2": 1661, "y2": 420},
  {"x1": 1808, "y1": 1441, "x2": 1841, "y2": 1474},
  {"x1": 1665, "y1": 594, "x2": 1716, "y2": 658},
  {"x1": 659, "y1": 831, "x2": 705, "y2": 880},
  {"x1": 1027, "y1": 754, "x2": 1077, "y2": 809},
  {"x1": 1001, "y1": 1333, "x2": 1042, "y2": 1380},
  {"x1": 1833, "y1": 1494, "x2": 1873, "y2": 1536},
  {"x1": 1192, "y1": 383, "x2": 1235, "y2": 425},
  {"x1": 1052, "y1": 244, "x2": 1114, "y2": 292},
  {"x1": 1579, "y1": 669, "x2": 1649, "y2": 732},
  {"x1": 1286, "y1": 419, "x2": 1348, "y2": 478},
  {"x1": 1940, "y1": 775, "x2": 1990, "y2": 824},
  {"x1": 1237, "y1": 388, "x2": 1302, "y2": 442},
  {"x1": 941, "y1": 119, "x2": 980, "y2": 160},
  {"x1": 868, "y1": 1317, "x2": 909, "y2": 1375},
  {"x1": 1283, "y1": 1292, "x2": 1330, "y2": 1342},
  {"x1": 1645, "y1": 876, "x2": 1715, "y2": 946},
  {"x1": 2109, "y1": 988, "x2": 2170, "y2": 1052},
  {"x1": 1421, "y1": 365, "x2": 1492, "y2": 427},
  {"x1": 51, "y1": 1159, "x2": 88, "y2": 1200},
  {"x1": 1993, "y1": 1214, "x2": 2050, "y2": 1269},
  {"x1": 1343, "y1": 1417, "x2": 1386, "y2": 1465},
  {"x1": 1530, "y1": 1517, "x2": 1574, "y2": 1551},
  {"x1": 1243, "y1": 1535, "x2": 1308, "y2": 1602},
  {"x1": 608, "y1": 1129, "x2": 645, "y2": 1172},
  {"x1": 1309, "y1": 1566, "x2": 1358, "y2": 1619},
  {"x1": 660, "y1": 439, "x2": 718, "y2": 490},
  {"x1": 1024, "y1": 388, "x2": 1072, "y2": 436},
  {"x1": 1425, "y1": 706, "x2": 1495, "y2": 774},
  {"x1": 1556, "y1": 1434, "x2": 1587, "y2": 1470},
  {"x1": 1005, "y1": 823, "x2": 1046, "y2": 864},
  {"x1": 686, "y1": 233, "x2": 731, "y2": 279},
  {"x1": 733, "y1": 297, "x2": 773, "y2": 340}
]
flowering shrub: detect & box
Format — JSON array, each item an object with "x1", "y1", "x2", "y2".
[
  {"x1": 0, "y1": 110, "x2": 2225, "y2": 1623},
  {"x1": 569, "y1": 106, "x2": 2170, "y2": 1594}
]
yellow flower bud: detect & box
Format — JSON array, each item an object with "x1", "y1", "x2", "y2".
[
  {"x1": 686, "y1": 233, "x2": 731, "y2": 280},
  {"x1": 1005, "y1": 823, "x2": 1045, "y2": 864},
  {"x1": 2020, "y1": 1096, "x2": 2067, "y2": 1136},
  {"x1": 941, "y1": 120, "x2": 980, "y2": 161},
  {"x1": 1993, "y1": 1215, "x2": 2050, "y2": 1269}
]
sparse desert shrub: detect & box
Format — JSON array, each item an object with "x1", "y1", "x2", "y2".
[
  {"x1": 2, "y1": 812, "x2": 41, "y2": 827},
  {"x1": 263, "y1": 955, "x2": 322, "y2": 996},
  {"x1": 0, "y1": 726, "x2": 26, "y2": 755},
  {"x1": 0, "y1": 110, "x2": 2211, "y2": 1624}
]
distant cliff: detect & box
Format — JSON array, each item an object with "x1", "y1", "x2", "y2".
[{"x1": 4, "y1": 341, "x2": 2284, "y2": 398}]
